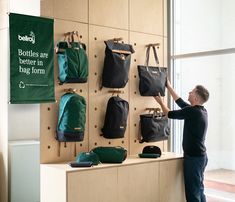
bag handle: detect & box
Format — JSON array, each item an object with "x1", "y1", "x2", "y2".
[
  {"x1": 145, "y1": 45, "x2": 159, "y2": 71},
  {"x1": 63, "y1": 32, "x2": 73, "y2": 47},
  {"x1": 146, "y1": 107, "x2": 162, "y2": 117},
  {"x1": 70, "y1": 31, "x2": 80, "y2": 43},
  {"x1": 63, "y1": 31, "x2": 80, "y2": 43},
  {"x1": 153, "y1": 108, "x2": 162, "y2": 117}
]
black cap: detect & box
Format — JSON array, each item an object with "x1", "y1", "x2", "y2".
[{"x1": 142, "y1": 145, "x2": 162, "y2": 156}]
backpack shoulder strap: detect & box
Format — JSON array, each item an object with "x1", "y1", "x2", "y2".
[{"x1": 57, "y1": 93, "x2": 74, "y2": 129}]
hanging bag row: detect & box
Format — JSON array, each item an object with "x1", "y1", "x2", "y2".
[
  {"x1": 138, "y1": 45, "x2": 167, "y2": 96},
  {"x1": 56, "y1": 31, "x2": 88, "y2": 84}
]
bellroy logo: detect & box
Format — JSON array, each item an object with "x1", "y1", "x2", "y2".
[{"x1": 18, "y1": 31, "x2": 35, "y2": 44}]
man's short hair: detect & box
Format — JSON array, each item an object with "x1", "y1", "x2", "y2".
[{"x1": 195, "y1": 85, "x2": 209, "y2": 103}]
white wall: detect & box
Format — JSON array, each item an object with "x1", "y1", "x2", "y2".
[
  {"x1": 8, "y1": 0, "x2": 40, "y2": 141},
  {"x1": 9, "y1": 0, "x2": 40, "y2": 16},
  {"x1": 0, "y1": 21, "x2": 10, "y2": 202},
  {"x1": 0, "y1": 0, "x2": 40, "y2": 201},
  {"x1": 0, "y1": 1, "x2": 10, "y2": 201}
]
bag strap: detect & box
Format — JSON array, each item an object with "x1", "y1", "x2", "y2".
[
  {"x1": 145, "y1": 45, "x2": 159, "y2": 70},
  {"x1": 152, "y1": 46, "x2": 159, "y2": 65},
  {"x1": 145, "y1": 45, "x2": 151, "y2": 67},
  {"x1": 153, "y1": 108, "x2": 162, "y2": 117},
  {"x1": 71, "y1": 31, "x2": 80, "y2": 43},
  {"x1": 138, "y1": 121, "x2": 144, "y2": 143},
  {"x1": 74, "y1": 143, "x2": 77, "y2": 157},
  {"x1": 57, "y1": 93, "x2": 74, "y2": 130}
]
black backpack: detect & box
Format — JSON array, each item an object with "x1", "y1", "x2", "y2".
[
  {"x1": 101, "y1": 96, "x2": 129, "y2": 139},
  {"x1": 101, "y1": 39, "x2": 135, "y2": 88}
]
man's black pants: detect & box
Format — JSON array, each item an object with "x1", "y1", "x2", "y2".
[{"x1": 184, "y1": 155, "x2": 208, "y2": 202}]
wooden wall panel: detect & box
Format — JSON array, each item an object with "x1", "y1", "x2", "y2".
[
  {"x1": 130, "y1": 0, "x2": 163, "y2": 35},
  {"x1": 40, "y1": 0, "x2": 54, "y2": 18},
  {"x1": 40, "y1": 20, "x2": 89, "y2": 163},
  {"x1": 89, "y1": 0, "x2": 128, "y2": 30},
  {"x1": 129, "y1": 31, "x2": 166, "y2": 155},
  {"x1": 88, "y1": 25, "x2": 129, "y2": 150},
  {"x1": 68, "y1": 168, "x2": 118, "y2": 202},
  {"x1": 40, "y1": 0, "x2": 168, "y2": 163},
  {"x1": 54, "y1": 0, "x2": 88, "y2": 23},
  {"x1": 159, "y1": 159, "x2": 186, "y2": 202},
  {"x1": 118, "y1": 162, "x2": 160, "y2": 202},
  {"x1": 164, "y1": 0, "x2": 168, "y2": 37},
  {"x1": 164, "y1": 37, "x2": 168, "y2": 68}
]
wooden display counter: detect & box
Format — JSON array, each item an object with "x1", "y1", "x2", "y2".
[{"x1": 41, "y1": 152, "x2": 186, "y2": 202}]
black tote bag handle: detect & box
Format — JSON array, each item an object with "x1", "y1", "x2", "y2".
[{"x1": 145, "y1": 45, "x2": 159, "y2": 69}]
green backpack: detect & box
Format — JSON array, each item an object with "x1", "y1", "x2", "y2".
[
  {"x1": 56, "y1": 92, "x2": 86, "y2": 142},
  {"x1": 56, "y1": 40, "x2": 88, "y2": 84}
]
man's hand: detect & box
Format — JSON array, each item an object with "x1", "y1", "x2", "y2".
[
  {"x1": 166, "y1": 78, "x2": 172, "y2": 89},
  {"x1": 153, "y1": 93, "x2": 170, "y2": 116},
  {"x1": 165, "y1": 78, "x2": 180, "y2": 101},
  {"x1": 154, "y1": 93, "x2": 164, "y2": 105}
]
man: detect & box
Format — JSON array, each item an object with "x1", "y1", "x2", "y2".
[{"x1": 154, "y1": 79, "x2": 209, "y2": 202}]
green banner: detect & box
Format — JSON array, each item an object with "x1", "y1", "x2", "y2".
[{"x1": 10, "y1": 13, "x2": 55, "y2": 103}]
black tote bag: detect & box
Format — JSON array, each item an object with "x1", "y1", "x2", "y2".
[
  {"x1": 139, "y1": 108, "x2": 170, "y2": 143},
  {"x1": 138, "y1": 45, "x2": 167, "y2": 96}
]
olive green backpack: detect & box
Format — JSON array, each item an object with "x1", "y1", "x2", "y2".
[{"x1": 56, "y1": 31, "x2": 88, "y2": 84}]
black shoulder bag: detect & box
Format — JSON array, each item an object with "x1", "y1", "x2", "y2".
[{"x1": 139, "y1": 108, "x2": 170, "y2": 143}]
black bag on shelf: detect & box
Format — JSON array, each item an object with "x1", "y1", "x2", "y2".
[
  {"x1": 139, "y1": 108, "x2": 170, "y2": 143},
  {"x1": 101, "y1": 96, "x2": 129, "y2": 139},
  {"x1": 101, "y1": 39, "x2": 135, "y2": 88},
  {"x1": 138, "y1": 45, "x2": 167, "y2": 96},
  {"x1": 139, "y1": 145, "x2": 162, "y2": 158}
]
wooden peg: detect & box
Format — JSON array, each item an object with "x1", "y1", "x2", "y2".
[
  {"x1": 64, "y1": 32, "x2": 71, "y2": 37},
  {"x1": 64, "y1": 88, "x2": 77, "y2": 93},
  {"x1": 146, "y1": 107, "x2": 161, "y2": 112},
  {"x1": 108, "y1": 90, "x2": 124, "y2": 94},
  {"x1": 146, "y1": 43, "x2": 160, "y2": 47},
  {"x1": 113, "y1": 37, "x2": 123, "y2": 42}
]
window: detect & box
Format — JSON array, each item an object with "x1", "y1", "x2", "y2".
[{"x1": 171, "y1": 0, "x2": 235, "y2": 200}]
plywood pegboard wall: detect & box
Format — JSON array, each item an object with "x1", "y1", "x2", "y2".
[{"x1": 40, "y1": 0, "x2": 168, "y2": 163}]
